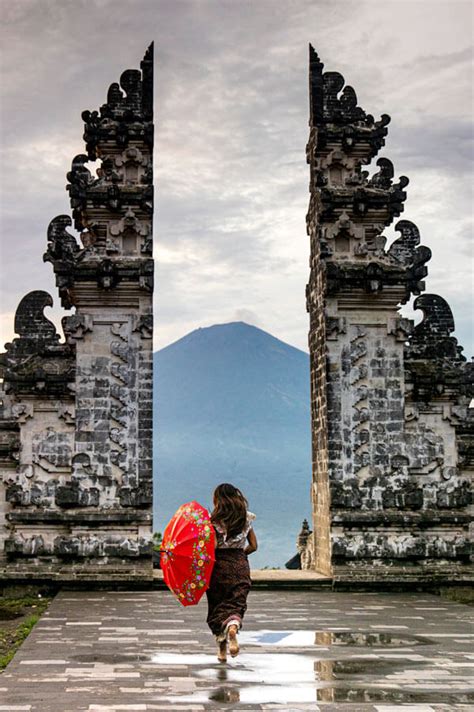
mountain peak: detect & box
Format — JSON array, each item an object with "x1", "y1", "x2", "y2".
[
  {"x1": 153, "y1": 321, "x2": 312, "y2": 568},
  {"x1": 159, "y1": 321, "x2": 307, "y2": 356}
]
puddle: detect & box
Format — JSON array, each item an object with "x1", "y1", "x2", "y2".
[
  {"x1": 72, "y1": 649, "x2": 471, "y2": 706},
  {"x1": 240, "y1": 629, "x2": 434, "y2": 647},
  {"x1": 71, "y1": 653, "x2": 150, "y2": 663},
  {"x1": 138, "y1": 651, "x2": 437, "y2": 687},
  {"x1": 314, "y1": 687, "x2": 474, "y2": 703},
  {"x1": 209, "y1": 687, "x2": 241, "y2": 703},
  {"x1": 194, "y1": 655, "x2": 424, "y2": 685},
  {"x1": 315, "y1": 631, "x2": 434, "y2": 647},
  {"x1": 163, "y1": 685, "x2": 473, "y2": 705},
  {"x1": 152, "y1": 652, "x2": 316, "y2": 684},
  {"x1": 165, "y1": 685, "x2": 323, "y2": 705},
  {"x1": 315, "y1": 658, "x2": 423, "y2": 679}
]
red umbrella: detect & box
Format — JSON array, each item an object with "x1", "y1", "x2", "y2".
[{"x1": 160, "y1": 501, "x2": 216, "y2": 606}]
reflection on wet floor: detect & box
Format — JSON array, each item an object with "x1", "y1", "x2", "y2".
[
  {"x1": 240, "y1": 629, "x2": 435, "y2": 647},
  {"x1": 209, "y1": 686, "x2": 241, "y2": 703},
  {"x1": 193, "y1": 655, "x2": 426, "y2": 685},
  {"x1": 315, "y1": 687, "x2": 474, "y2": 704},
  {"x1": 151, "y1": 629, "x2": 474, "y2": 707},
  {"x1": 69, "y1": 629, "x2": 469, "y2": 707},
  {"x1": 171, "y1": 685, "x2": 325, "y2": 705},
  {"x1": 154, "y1": 651, "x2": 317, "y2": 685},
  {"x1": 166, "y1": 684, "x2": 473, "y2": 706},
  {"x1": 154, "y1": 648, "x2": 473, "y2": 706}
]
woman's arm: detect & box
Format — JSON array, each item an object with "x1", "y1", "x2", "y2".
[{"x1": 244, "y1": 528, "x2": 258, "y2": 555}]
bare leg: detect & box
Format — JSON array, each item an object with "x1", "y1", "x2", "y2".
[
  {"x1": 227, "y1": 624, "x2": 239, "y2": 657},
  {"x1": 217, "y1": 638, "x2": 227, "y2": 662}
]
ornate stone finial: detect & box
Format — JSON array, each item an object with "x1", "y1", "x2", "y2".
[
  {"x1": 44, "y1": 46, "x2": 154, "y2": 308},
  {"x1": 388, "y1": 220, "x2": 422, "y2": 264},
  {"x1": 309, "y1": 46, "x2": 386, "y2": 125},
  {"x1": 141, "y1": 42, "x2": 154, "y2": 120},
  {"x1": 306, "y1": 49, "x2": 436, "y2": 306},
  {"x1": 13, "y1": 291, "x2": 59, "y2": 344},
  {"x1": 0, "y1": 291, "x2": 74, "y2": 396},
  {"x1": 309, "y1": 43, "x2": 325, "y2": 126},
  {"x1": 408, "y1": 294, "x2": 465, "y2": 362},
  {"x1": 309, "y1": 45, "x2": 391, "y2": 159},
  {"x1": 44, "y1": 215, "x2": 81, "y2": 265},
  {"x1": 82, "y1": 43, "x2": 154, "y2": 161},
  {"x1": 387, "y1": 220, "x2": 432, "y2": 297},
  {"x1": 404, "y1": 294, "x2": 471, "y2": 403},
  {"x1": 43, "y1": 216, "x2": 84, "y2": 309}
]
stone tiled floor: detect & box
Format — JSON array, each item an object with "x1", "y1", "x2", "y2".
[{"x1": 0, "y1": 589, "x2": 473, "y2": 711}]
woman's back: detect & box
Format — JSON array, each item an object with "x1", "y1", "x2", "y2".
[{"x1": 213, "y1": 511, "x2": 256, "y2": 549}]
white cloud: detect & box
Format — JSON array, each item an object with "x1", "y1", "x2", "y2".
[{"x1": 0, "y1": 0, "x2": 472, "y2": 355}]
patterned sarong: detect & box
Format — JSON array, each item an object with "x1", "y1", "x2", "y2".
[{"x1": 206, "y1": 548, "x2": 251, "y2": 638}]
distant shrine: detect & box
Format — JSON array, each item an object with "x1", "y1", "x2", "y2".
[
  {"x1": 302, "y1": 45, "x2": 473, "y2": 583},
  {"x1": 0, "y1": 46, "x2": 154, "y2": 582},
  {"x1": 0, "y1": 44, "x2": 472, "y2": 586}
]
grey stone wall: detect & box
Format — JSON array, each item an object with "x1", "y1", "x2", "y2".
[
  {"x1": 0, "y1": 46, "x2": 154, "y2": 582},
  {"x1": 305, "y1": 45, "x2": 473, "y2": 583}
]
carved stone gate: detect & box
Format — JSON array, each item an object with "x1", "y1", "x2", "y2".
[
  {"x1": 0, "y1": 46, "x2": 154, "y2": 583},
  {"x1": 304, "y1": 46, "x2": 473, "y2": 583},
  {"x1": 1, "y1": 44, "x2": 472, "y2": 586}
]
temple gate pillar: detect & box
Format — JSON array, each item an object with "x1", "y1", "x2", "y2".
[
  {"x1": 305, "y1": 46, "x2": 473, "y2": 583},
  {"x1": 0, "y1": 46, "x2": 154, "y2": 583}
]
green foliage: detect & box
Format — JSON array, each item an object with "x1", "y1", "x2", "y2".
[
  {"x1": 439, "y1": 586, "x2": 474, "y2": 607},
  {"x1": 152, "y1": 531, "x2": 163, "y2": 552},
  {"x1": 0, "y1": 595, "x2": 47, "y2": 621},
  {"x1": 0, "y1": 595, "x2": 51, "y2": 670}
]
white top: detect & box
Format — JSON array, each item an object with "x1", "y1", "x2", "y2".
[{"x1": 213, "y1": 511, "x2": 256, "y2": 549}]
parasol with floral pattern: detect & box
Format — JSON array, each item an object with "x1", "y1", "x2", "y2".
[{"x1": 160, "y1": 501, "x2": 216, "y2": 606}]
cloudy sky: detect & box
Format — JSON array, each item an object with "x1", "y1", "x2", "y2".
[{"x1": 0, "y1": 0, "x2": 472, "y2": 355}]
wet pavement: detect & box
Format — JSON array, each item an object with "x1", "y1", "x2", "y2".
[{"x1": 0, "y1": 589, "x2": 473, "y2": 711}]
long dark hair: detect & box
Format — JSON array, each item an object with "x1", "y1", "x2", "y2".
[{"x1": 211, "y1": 483, "x2": 248, "y2": 539}]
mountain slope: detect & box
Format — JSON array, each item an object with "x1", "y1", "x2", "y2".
[{"x1": 153, "y1": 322, "x2": 312, "y2": 568}]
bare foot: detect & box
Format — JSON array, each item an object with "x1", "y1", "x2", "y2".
[
  {"x1": 227, "y1": 624, "x2": 239, "y2": 657},
  {"x1": 217, "y1": 639, "x2": 227, "y2": 662}
]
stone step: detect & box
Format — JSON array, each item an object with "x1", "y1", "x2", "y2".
[{"x1": 153, "y1": 568, "x2": 333, "y2": 590}]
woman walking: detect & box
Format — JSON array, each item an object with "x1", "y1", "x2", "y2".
[{"x1": 206, "y1": 483, "x2": 258, "y2": 662}]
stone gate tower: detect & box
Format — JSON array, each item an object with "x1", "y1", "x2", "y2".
[
  {"x1": 0, "y1": 45, "x2": 154, "y2": 583},
  {"x1": 305, "y1": 46, "x2": 473, "y2": 583}
]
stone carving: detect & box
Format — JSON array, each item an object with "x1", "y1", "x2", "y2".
[
  {"x1": 44, "y1": 215, "x2": 82, "y2": 265},
  {"x1": 32, "y1": 428, "x2": 72, "y2": 472},
  {"x1": 63, "y1": 314, "x2": 93, "y2": 340},
  {"x1": 66, "y1": 156, "x2": 94, "y2": 229},
  {"x1": 408, "y1": 294, "x2": 465, "y2": 361},
  {"x1": 132, "y1": 314, "x2": 153, "y2": 339},
  {"x1": 0, "y1": 291, "x2": 75, "y2": 397},
  {"x1": 11, "y1": 403, "x2": 34, "y2": 424},
  {"x1": 1, "y1": 45, "x2": 154, "y2": 581},
  {"x1": 304, "y1": 45, "x2": 473, "y2": 583},
  {"x1": 109, "y1": 207, "x2": 150, "y2": 256}
]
